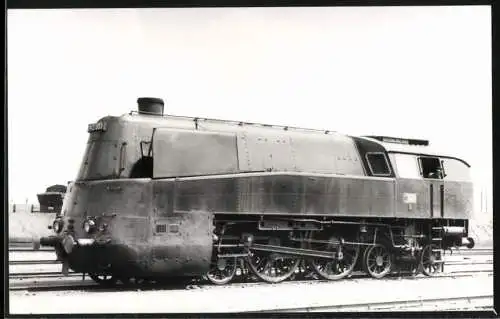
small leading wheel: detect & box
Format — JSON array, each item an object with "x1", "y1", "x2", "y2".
[
  {"x1": 89, "y1": 274, "x2": 118, "y2": 285},
  {"x1": 247, "y1": 237, "x2": 301, "y2": 283},
  {"x1": 364, "y1": 243, "x2": 392, "y2": 279},
  {"x1": 309, "y1": 236, "x2": 360, "y2": 281},
  {"x1": 206, "y1": 257, "x2": 238, "y2": 285},
  {"x1": 421, "y1": 244, "x2": 443, "y2": 276}
]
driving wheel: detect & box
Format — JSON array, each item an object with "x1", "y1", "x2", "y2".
[
  {"x1": 363, "y1": 243, "x2": 392, "y2": 279},
  {"x1": 247, "y1": 236, "x2": 301, "y2": 283},
  {"x1": 309, "y1": 235, "x2": 360, "y2": 280}
]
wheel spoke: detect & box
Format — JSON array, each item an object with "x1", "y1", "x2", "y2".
[
  {"x1": 364, "y1": 243, "x2": 392, "y2": 279},
  {"x1": 247, "y1": 236, "x2": 301, "y2": 283},
  {"x1": 310, "y1": 234, "x2": 359, "y2": 281},
  {"x1": 207, "y1": 257, "x2": 237, "y2": 285},
  {"x1": 421, "y1": 244, "x2": 443, "y2": 277}
]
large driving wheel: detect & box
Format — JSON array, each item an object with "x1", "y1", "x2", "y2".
[
  {"x1": 420, "y1": 244, "x2": 443, "y2": 276},
  {"x1": 206, "y1": 257, "x2": 238, "y2": 285},
  {"x1": 309, "y1": 234, "x2": 360, "y2": 280},
  {"x1": 247, "y1": 237, "x2": 301, "y2": 283},
  {"x1": 363, "y1": 243, "x2": 392, "y2": 279}
]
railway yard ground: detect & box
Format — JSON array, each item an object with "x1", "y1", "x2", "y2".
[{"x1": 7, "y1": 243, "x2": 494, "y2": 314}]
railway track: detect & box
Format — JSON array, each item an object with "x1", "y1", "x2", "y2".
[
  {"x1": 8, "y1": 259, "x2": 494, "y2": 268},
  {"x1": 256, "y1": 294, "x2": 493, "y2": 312},
  {"x1": 9, "y1": 263, "x2": 492, "y2": 283},
  {"x1": 8, "y1": 246, "x2": 493, "y2": 292},
  {"x1": 9, "y1": 276, "x2": 494, "y2": 314},
  {"x1": 9, "y1": 267, "x2": 493, "y2": 292},
  {"x1": 8, "y1": 246, "x2": 493, "y2": 313},
  {"x1": 9, "y1": 248, "x2": 54, "y2": 252}
]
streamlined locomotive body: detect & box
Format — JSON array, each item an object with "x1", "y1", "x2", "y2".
[{"x1": 40, "y1": 98, "x2": 475, "y2": 284}]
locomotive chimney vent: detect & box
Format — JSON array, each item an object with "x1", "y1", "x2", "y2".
[{"x1": 137, "y1": 97, "x2": 164, "y2": 116}]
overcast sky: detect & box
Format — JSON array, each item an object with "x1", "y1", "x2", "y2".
[{"x1": 7, "y1": 7, "x2": 492, "y2": 215}]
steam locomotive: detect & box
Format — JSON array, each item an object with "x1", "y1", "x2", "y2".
[{"x1": 39, "y1": 97, "x2": 475, "y2": 285}]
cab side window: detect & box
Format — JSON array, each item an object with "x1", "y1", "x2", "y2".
[
  {"x1": 440, "y1": 158, "x2": 470, "y2": 181},
  {"x1": 393, "y1": 154, "x2": 420, "y2": 178},
  {"x1": 419, "y1": 157, "x2": 444, "y2": 179},
  {"x1": 366, "y1": 152, "x2": 391, "y2": 176}
]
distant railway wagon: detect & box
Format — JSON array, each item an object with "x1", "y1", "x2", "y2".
[
  {"x1": 39, "y1": 97, "x2": 475, "y2": 285},
  {"x1": 37, "y1": 184, "x2": 67, "y2": 213}
]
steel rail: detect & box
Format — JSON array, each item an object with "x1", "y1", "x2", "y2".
[
  {"x1": 8, "y1": 268, "x2": 493, "y2": 292},
  {"x1": 9, "y1": 260, "x2": 61, "y2": 265},
  {"x1": 251, "y1": 294, "x2": 493, "y2": 312},
  {"x1": 10, "y1": 258, "x2": 492, "y2": 266},
  {"x1": 8, "y1": 246, "x2": 493, "y2": 253},
  {"x1": 7, "y1": 247, "x2": 492, "y2": 290},
  {"x1": 9, "y1": 248, "x2": 54, "y2": 252},
  {"x1": 8, "y1": 255, "x2": 492, "y2": 279}
]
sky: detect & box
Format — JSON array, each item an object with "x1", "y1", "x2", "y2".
[{"x1": 7, "y1": 7, "x2": 492, "y2": 217}]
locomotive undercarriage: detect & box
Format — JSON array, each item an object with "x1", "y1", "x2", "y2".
[
  {"x1": 205, "y1": 215, "x2": 474, "y2": 285},
  {"x1": 41, "y1": 214, "x2": 474, "y2": 287}
]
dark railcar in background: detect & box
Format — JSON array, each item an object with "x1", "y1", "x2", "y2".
[
  {"x1": 39, "y1": 97, "x2": 475, "y2": 285},
  {"x1": 37, "y1": 184, "x2": 67, "y2": 213}
]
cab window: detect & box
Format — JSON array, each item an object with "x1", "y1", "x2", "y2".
[
  {"x1": 393, "y1": 154, "x2": 420, "y2": 179},
  {"x1": 440, "y1": 158, "x2": 471, "y2": 181},
  {"x1": 366, "y1": 152, "x2": 391, "y2": 176},
  {"x1": 418, "y1": 156, "x2": 444, "y2": 179}
]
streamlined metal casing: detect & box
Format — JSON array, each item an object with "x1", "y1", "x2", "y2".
[{"x1": 41, "y1": 99, "x2": 473, "y2": 277}]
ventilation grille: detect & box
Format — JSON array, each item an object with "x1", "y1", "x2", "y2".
[
  {"x1": 169, "y1": 224, "x2": 179, "y2": 233},
  {"x1": 156, "y1": 224, "x2": 167, "y2": 233}
]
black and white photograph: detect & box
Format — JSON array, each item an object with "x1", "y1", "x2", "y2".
[{"x1": 6, "y1": 5, "x2": 494, "y2": 315}]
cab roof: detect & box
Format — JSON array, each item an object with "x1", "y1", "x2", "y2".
[{"x1": 359, "y1": 136, "x2": 470, "y2": 167}]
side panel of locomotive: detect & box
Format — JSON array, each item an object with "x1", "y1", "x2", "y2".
[
  {"x1": 441, "y1": 157, "x2": 474, "y2": 219},
  {"x1": 161, "y1": 173, "x2": 395, "y2": 217},
  {"x1": 387, "y1": 147, "x2": 473, "y2": 221},
  {"x1": 151, "y1": 127, "x2": 396, "y2": 218}
]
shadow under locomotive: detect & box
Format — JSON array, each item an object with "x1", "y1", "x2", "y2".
[{"x1": 38, "y1": 97, "x2": 475, "y2": 286}]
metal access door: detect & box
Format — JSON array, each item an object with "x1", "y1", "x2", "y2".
[{"x1": 429, "y1": 180, "x2": 444, "y2": 219}]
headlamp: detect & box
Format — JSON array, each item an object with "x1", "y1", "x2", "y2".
[
  {"x1": 53, "y1": 219, "x2": 63, "y2": 233},
  {"x1": 83, "y1": 218, "x2": 96, "y2": 233}
]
